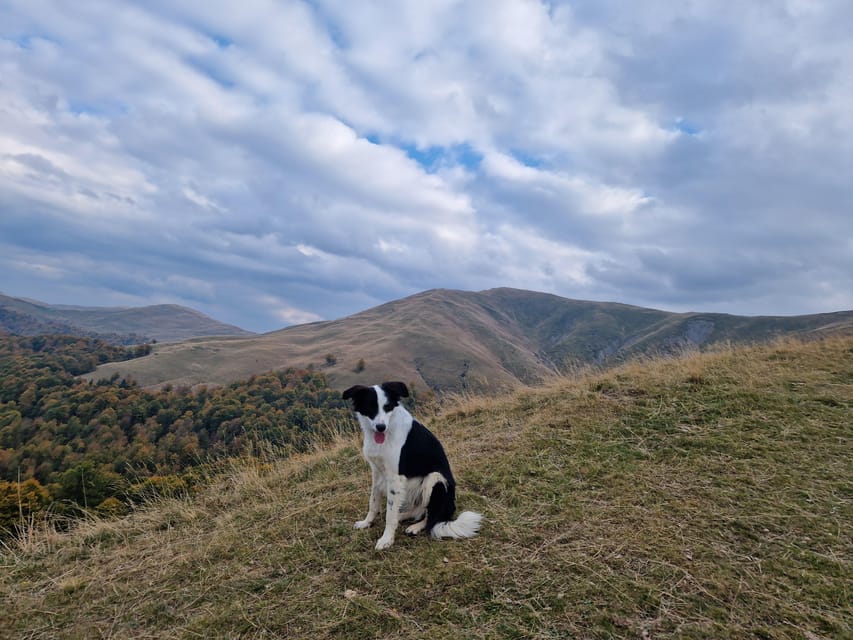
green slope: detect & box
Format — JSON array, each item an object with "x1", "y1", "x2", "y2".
[{"x1": 3, "y1": 337, "x2": 851, "y2": 639}]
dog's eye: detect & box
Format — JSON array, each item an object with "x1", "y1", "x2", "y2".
[{"x1": 383, "y1": 403, "x2": 393, "y2": 412}]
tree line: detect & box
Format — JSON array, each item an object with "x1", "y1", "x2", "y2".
[{"x1": 0, "y1": 334, "x2": 353, "y2": 534}]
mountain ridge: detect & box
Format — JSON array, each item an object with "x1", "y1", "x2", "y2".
[
  {"x1": 84, "y1": 287, "x2": 853, "y2": 392},
  {"x1": 0, "y1": 293, "x2": 253, "y2": 344}
]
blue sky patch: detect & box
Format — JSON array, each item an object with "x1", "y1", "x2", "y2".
[
  {"x1": 6, "y1": 34, "x2": 59, "y2": 49},
  {"x1": 401, "y1": 142, "x2": 482, "y2": 172},
  {"x1": 66, "y1": 99, "x2": 128, "y2": 118},
  {"x1": 305, "y1": 1, "x2": 349, "y2": 49},
  {"x1": 675, "y1": 119, "x2": 702, "y2": 136},
  {"x1": 510, "y1": 149, "x2": 544, "y2": 169},
  {"x1": 188, "y1": 56, "x2": 236, "y2": 90},
  {"x1": 67, "y1": 100, "x2": 99, "y2": 116},
  {"x1": 209, "y1": 33, "x2": 233, "y2": 49}
]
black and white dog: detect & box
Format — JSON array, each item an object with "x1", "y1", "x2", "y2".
[{"x1": 343, "y1": 381, "x2": 482, "y2": 550}]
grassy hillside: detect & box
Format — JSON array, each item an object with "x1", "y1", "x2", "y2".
[
  {"x1": 3, "y1": 337, "x2": 851, "y2": 639},
  {"x1": 83, "y1": 288, "x2": 561, "y2": 392},
  {"x1": 83, "y1": 288, "x2": 853, "y2": 392},
  {"x1": 0, "y1": 294, "x2": 252, "y2": 343}
]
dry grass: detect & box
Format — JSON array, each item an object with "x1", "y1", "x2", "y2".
[{"x1": 2, "y1": 337, "x2": 851, "y2": 639}]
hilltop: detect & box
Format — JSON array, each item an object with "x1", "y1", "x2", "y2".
[
  {"x1": 0, "y1": 293, "x2": 252, "y2": 344},
  {"x1": 3, "y1": 337, "x2": 850, "y2": 639},
  {"x1": 85, "y1": 287, "x2": 853, "y2": 392}
]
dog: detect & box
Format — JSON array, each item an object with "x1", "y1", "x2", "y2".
[{"x1": 343, "y1": 381, "x2": 482, "y2": 550}]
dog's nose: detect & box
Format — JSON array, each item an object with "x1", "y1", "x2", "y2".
[{"x1": 375, "y1": 423, "x2": 386, "y2": 432}]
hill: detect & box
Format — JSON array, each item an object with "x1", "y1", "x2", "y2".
[
  {"x1": 2, "y1": 337, "x2": 850, "y2": 639},
  {"x1": 0, "y1": 293, "x2": 252, "y2": 344},
  {"x1": 84, "y1": 287, "x2": 853, "y2": 392}
]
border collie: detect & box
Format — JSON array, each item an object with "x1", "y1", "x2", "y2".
[{"x1": 343, "y1": 381, "x2": 482, "y2": 550}]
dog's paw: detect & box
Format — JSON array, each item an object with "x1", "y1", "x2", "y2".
[
  {"x1": 405, "y1": 520, "x2": 427, "y2": 536},
  {"x1": 354, "y1": 519, "x2": 373, "y2": 529},
  {"x1": 374, "y1": 535, "x2": 395, "y2": 550}
]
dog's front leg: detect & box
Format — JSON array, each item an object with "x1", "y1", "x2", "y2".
[
  {"x1": 375, "y1": 475, "x2": 403, "y2": 550},
  {"x1": 355, "y1": 464, "x2": 382, "y2": 529}
]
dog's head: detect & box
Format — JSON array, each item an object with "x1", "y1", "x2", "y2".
[{"x1": 342, "y1": 381, "x2": 409, "y2": 444}]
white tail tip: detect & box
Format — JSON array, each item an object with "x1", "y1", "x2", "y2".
[{"x1": 430, "y1": 511, "x2": 482, "y2": 539}]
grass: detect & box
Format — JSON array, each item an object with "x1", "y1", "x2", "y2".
[{"x1": 2, "y1": 337, "x2": 851, "y2": 639}]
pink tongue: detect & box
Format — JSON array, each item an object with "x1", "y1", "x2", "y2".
[{"x1": 374, "y1": 432, "x2": 386, "y2": 444}]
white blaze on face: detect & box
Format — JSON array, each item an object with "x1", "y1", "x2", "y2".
[{"x1": 372, "y1": 385, "x2": 390, "y2": 444}]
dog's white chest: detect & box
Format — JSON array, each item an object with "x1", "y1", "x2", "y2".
[{"x1": 363, "y1": 441, "x2": 398, "y2": 475}]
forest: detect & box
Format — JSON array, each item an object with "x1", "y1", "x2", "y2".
[{"x1": 0, "y1": 334, "x2": 353, "y2": 534}]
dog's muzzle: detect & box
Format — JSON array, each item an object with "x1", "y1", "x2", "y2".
[{"x1": 373, "y1": 423, "x2": 386, "y2": 444}]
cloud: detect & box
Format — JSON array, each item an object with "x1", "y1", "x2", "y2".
[
  {"x1": 1, "y1": 0, "x2": 851, "y2": 332},
  {"x1": 259, "y1": 295, "x2": 325, "y2": 325}
]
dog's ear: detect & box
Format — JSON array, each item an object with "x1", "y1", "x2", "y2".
[
  {"x1": 381, "y1": 381, "x2": 409, "y2": 398},
  {"x1": 342, "y1": 385, "x2": 368, "y2": 401}
]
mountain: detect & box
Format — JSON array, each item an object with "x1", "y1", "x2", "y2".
[
  {"x1": 83, "y1": 288, "x2": 853, "y2": 392},
  {"x1": 0, "y1": 294, "x2": 253, "y2": 344},
  {"x1": 4, "y1": 337, "x2": 851, "y2": 638}
]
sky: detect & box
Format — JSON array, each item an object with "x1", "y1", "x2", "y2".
[{"x1": 1, "y1": 0, "x2": 851, "y2": 333}]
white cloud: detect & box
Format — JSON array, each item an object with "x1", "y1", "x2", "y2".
[
  {"x1": 482, "y1": 151, "x2": 651, "y2": 218},
  {"x1": 259, "y1": 295, "x2": 324, "y2": 325},
  {"x1": 0, "y1": 0, "x2": 851, "y2": 331}
]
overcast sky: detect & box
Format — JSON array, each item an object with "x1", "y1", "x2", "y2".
[{"x1": 1, "y1": 0, "x2": 851, "y2": 332}]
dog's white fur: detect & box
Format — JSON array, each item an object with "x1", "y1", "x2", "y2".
[{"x1": 346, "y1": 383, "x2": 481, "y2": 550}]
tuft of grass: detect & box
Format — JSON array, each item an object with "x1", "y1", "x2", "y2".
[{"x1": 2, "y1": 337, "x2": 851, "y2": 639}]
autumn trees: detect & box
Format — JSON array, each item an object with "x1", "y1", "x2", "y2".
[{"x1": 0, "y1": 335, "x2": 351, "y2": 534}]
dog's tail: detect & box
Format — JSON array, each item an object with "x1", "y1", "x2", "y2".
[{"x1": 430, "y1": 511, "x2": 482, "y2": 539}]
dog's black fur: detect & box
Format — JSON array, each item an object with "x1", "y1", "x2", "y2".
[{"x1": 343, "y1": 381, "x2": 481, "y2": 550}]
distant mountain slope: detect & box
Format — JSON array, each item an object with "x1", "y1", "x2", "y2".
[
  {"x1": 84, "y1": 288, "x2": 853, "y2": 392},
  {"x1": 1, "y1": 306, "x2": 137, "y2": 343},
  {"x1": 0, "y1": 294, "x2": 252, "y2": 343}
]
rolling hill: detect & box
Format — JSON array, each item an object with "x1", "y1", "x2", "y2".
[
  {"x1": 84, "y1": 288, "x2": 853, "y2": 392},
  {"x1": 4, "y1": 337, "x2": 851, "y2": 639},
  {"x1": 0, "y1": 293, "x2": 252, "y2": 344}
]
